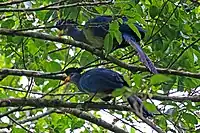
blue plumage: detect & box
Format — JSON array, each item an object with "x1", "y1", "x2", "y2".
[
  {"x1": 79, "y1": 68, "x2": 127, "y2": 93},
  {"x1": 65, "y1": 67, "x2": 153, "y2": 118},
  {"x1": 56, "y1": 16, "x2": 157, "y2": 74}
]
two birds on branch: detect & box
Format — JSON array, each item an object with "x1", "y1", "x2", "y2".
[{"x1": 55, "y1": 16, "x2": 157, "y2": 118}]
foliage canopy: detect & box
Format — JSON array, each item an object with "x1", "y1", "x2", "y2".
[{"x1": 0, "y1": 0, "x2": 200, "y2": 133}]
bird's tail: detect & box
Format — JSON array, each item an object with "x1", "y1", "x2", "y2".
[
  {"x1": 123, "y1": 34, "x2": 158, "y2": 74},
  {"x1": 127, "y1": 95, "x2": 153, "y2": 118}
]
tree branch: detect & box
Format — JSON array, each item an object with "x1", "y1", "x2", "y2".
[
  {"x1": 152, "y1": 94, "x2": 200, "y2": 102},
  {"x1": 0, "y1": 1, "x2": 113, "y2": 12},
  {"x1": 0, "y1": 85, "x2": 85, "y2": 96},
  {"x1": 0, "y1": 68, "x2": 66, "y2": 80},
  {"x1": 0, "y1": 98, "x2": 132, "y2": 111},
  {"x1": 58, "y1": 108, "x2": 128, "y2": 133},
  {"x1": 18, "y1": 109, "x2": 55, "y2": 124},
  {"x1": 1, "y1": 85, "x2": 200, "y2": 102},
  {"x1": 0, "y1": 28, "x2": 200, "y2": 79}
]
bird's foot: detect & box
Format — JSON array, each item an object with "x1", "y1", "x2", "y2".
[{"x1": 111, "y1": 98, "x2": 116, "y2": 105}]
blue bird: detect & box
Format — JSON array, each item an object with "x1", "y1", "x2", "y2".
[
  {"x1": 56, "y1": 16, "x2": 158, "y2": 74},
  {"x1": 65, "y1": 67, "x2": 153, "y2": 118}
]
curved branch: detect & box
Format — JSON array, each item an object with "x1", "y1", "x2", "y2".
[
  {"x1": 0, "y1": 28, "x2": 200, "y2": 79},
  {"x1": 58, "y1": 108, "x2": 128, "y2": 133},
  {"x1": 0, "y1": 98, "x2": 165, "y2": 133}
]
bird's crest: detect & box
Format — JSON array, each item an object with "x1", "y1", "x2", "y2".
[{"x1": 65, "y1": 67, "x2": 82, "y2": 75}]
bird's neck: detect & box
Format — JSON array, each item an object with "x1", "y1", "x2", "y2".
[
  {"x1": 67, "y1": 28, "x2": 88, "y2": 43},
  {"x1": 71, "y1": 73, "x2": 81, "y2": 86}
]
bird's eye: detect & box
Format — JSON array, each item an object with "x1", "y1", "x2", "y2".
[{"x1": 70, "y1": 73, "x2": 76, "y2": 77}]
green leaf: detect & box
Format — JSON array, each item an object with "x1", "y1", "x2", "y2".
[
  {"x1": 0, "y1": 122, "x2": 9, "y2": 128},
  {"x1": 109, "y1": 20, "x2": 122, "y2": 44},
  {"x1": 114, "y1": 30, "x2": 123, "y2": 44},
  {"x1": 183, "y1": 24, "x2": 192, "y2": 34},
  {"x1": 184, "y1": 78, "x2": 198, "y2": 89},
  {"x1": 70, "y1": 118, "x2": 85, "y2": 130},
  {"x1": 36, "y1": 10, "x2": 48, "y2": 20},
  {"x1": 12, "y1": 127, "x2": 26, "y2": 133},
  {"x1": 35, "y1": 78, "x2": 45, "y2": 86},
  {"x1": 130, "y1": 128, "x2": 136, "y2": 133},
  {"x1": 123, "y1": 74, "x2": 131, "y2": 87},
  {"x1": 194, "y1": 23, "x2": 200, "y2": 31},
  {"x1": 149, "y1": 6, "x2": 159, "y2": 18},
  {"x1": 112, "y1": 88, "x2": 126, "y2": 97},
  {"x1": 109, "y1": 20, "x2": 119, "y2": 31},
  {"x1": 51, "y1": 113, "x2": 62, "y2": 126},
  {"x1": 127, "y1": 22, "x2": 141, "y2": 39},
  {"x1": 1, "y1": 19, "x2": 15, "y2": 28},
  {"x1": 104, "y1": 33, "x2": 113, "y2": 54},
  {"x1": 150, "y1": 74, "x2": 171, "y2": 85},
  {"x1": 54, "y1": 116, "x2": 70, "y2": 132},
  {"x1": 143, "y1": 101, "x2": 157, "y2": 112},
  {"x1": 42, "y1": 80, "x2": 59, "y2": 92},
  {"x1": 43, "y1": 10, "x2": 54, "y2": 23},
  {"x1": 156, "y1": 116, "x2": 167, "y2": 130},
  {"x1": 27, "y1": 41, "x2": 40, "y2": 55},
  {"x1": 177, "y1": 77, "x2": 184, "y2": 91},
  {"x1": 80, "y1": 51, "x2": 96, "y2": 66},
  {"x1": 49, "y1": 52, "x2": 64, "y2": 61},
  {"x1": 133, "y1": 74, "x2": 142, "y2": 88},
  {"x1": 152, "y1": 35, "x2": 164, "y2": 51},
  {"x1": 45, "y1": 61, "x2": 62, "y2": 72},
  {"x1": 35, "y1": 118, "x2": 47, "y2": 132},
  {"x1": 182, "y1": 112, "x2": 198, "y2": 124},
  {"x1": 162, "y1": 77, "x2": 176, "y2": 92}
]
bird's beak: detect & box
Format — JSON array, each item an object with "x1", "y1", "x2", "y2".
[{"x1": 64, "y1": 76, "x2": 71, "y2": 84}]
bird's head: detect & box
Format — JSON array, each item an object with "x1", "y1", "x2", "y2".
[
  {"x1": 55, "y1": 19, "x2": 78, "y2": 36},
  {"x1": 64, "y1": 68, "x2": 83, "y2": 84}
]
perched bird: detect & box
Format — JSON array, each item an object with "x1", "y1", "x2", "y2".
[
  {"x1": 65, "y1": 67, "x2": 153, "y2": 118},
  {"x1": 56, "y1": 16, "x2": 158, "y2": 74}
]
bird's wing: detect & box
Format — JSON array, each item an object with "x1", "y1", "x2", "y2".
[
  {"x1": 79, "y1": 68, "x2": 125, "y2": 93},
  {"x1": 123, "y1": 33, "x2": 158, "y2": 74},
  {"x1": 83, "y1": 16, "x2": 111, "y2": 48},
  {"x1": 127, "y1": 95, "x2": 153, "y2": 118},
  {"x1": 85, "y1": 16, "x2": 111, "y2": 37}
]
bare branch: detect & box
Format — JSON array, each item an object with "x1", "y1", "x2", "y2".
[
  {"x1": 0, "y1": 1, "x2": 113, "y2": 12},
  {"x1": 0, "y1": 68, "x2": 66, "y2": 80},
  {"x1": 7, "y1": 115, "x2": 32, "y2": 133},
  {"x1": 18, "y1": 109, "x2": 55, "y2": 124},
  {"x1": 58, "y1": 108, "x2": 128, "y2": 133},
  {"x1": 152, "y1": 94, "x2": 200, "y2": 102},
  {"x1": 0, "y1": 85, "x2": 85, "y2": 96},
  {"x1": 0, "y1": 98, "x2": 132, "y2": 111}
]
